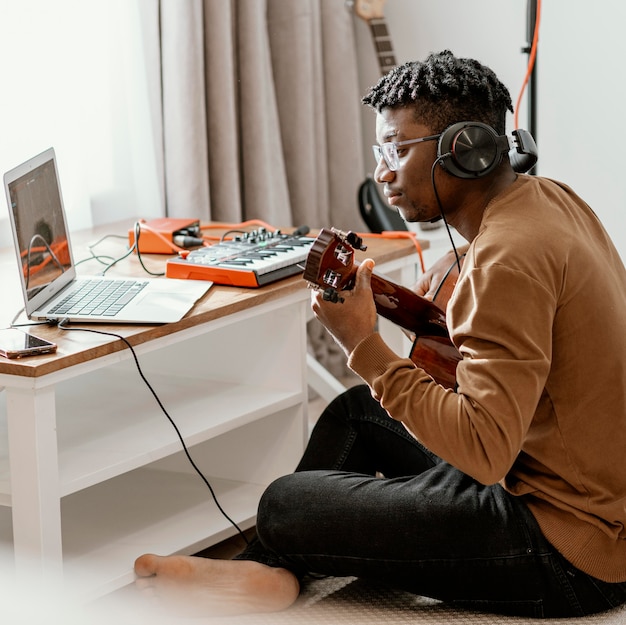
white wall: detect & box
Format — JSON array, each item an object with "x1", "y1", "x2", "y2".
[
  {"x1": 356, "y1": 0, "x2": 626, "y2": 259},
  {"x1": 538, "y1": 2, "x2": 626, "y2": 258}
]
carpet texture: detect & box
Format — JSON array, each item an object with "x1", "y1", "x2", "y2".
[{"x1": 219, "y1": 575, "x2": 626, "y2": 625}]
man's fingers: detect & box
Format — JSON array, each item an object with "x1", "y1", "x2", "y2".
[{"x1": 356, "y1": 258, "x2": 375, "y2": 288}]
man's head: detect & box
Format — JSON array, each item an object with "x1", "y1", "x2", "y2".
[
  {"x1": 363, "y1": 51, "x2": 518, "y2": 235},
  {"x1": 362, "y1": 50, "x2": 513, "y2": 135}
]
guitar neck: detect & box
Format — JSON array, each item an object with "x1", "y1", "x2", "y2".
[
  {"x1": 368, "y1": 272, "x2": 449, "y2": 338},
  {"x1": 367, "y1": 17, "x2": 396, "y2": 74}
]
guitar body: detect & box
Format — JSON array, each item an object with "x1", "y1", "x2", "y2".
[{"x1": 304, "y1": 228, "x2": 462, "y2": 389}]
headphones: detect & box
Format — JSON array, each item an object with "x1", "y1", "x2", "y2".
[{"x1": 437, "y1": 122, "x2": 538, "y2": 179}]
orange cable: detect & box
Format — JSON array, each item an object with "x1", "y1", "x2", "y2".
[
  {"x1": 514, "y1": 0, "x2": 542, "y2": 129},
  {"x1": 199, "y1": 219, "x2": 280, "y2": 244},
  {"x1": 357, "y1": 230, "x2": 425, "y2": 273}
]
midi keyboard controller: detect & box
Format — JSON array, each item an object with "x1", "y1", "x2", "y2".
[{"x1": 166, "y1": 227, "x2": 315, "y2": 287}]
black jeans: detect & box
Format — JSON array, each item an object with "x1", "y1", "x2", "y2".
[{"x1": 236, "y1": 385, "x2": 626, "y2": 618}]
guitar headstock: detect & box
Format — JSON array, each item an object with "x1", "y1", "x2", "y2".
[
  {"x1": 303, "y1": 228, "x2": 367, "y2": 302},
  {"x1": 352, "y1": 0, "x2": 386, "y2": 21}
]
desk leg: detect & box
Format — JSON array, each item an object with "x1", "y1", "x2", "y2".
[{"x1": 6, "y1": 386, "x2": 63, "y2": 580}]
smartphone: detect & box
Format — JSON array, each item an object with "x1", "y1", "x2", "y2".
[{"x1": 0, "y1": 328, "x2": 57, "y2": 359}]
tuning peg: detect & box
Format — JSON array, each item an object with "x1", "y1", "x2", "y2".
[
  {"x1": 322, "y1": 288, "x2": 344, "y2": 304},
  {"x1": 345, "y1": 231, "x2": 366, "y2": 251}
]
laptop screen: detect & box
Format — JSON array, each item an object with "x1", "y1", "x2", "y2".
[{"x1": 5, "y1": 149, "x2": 76, "y2": 312}]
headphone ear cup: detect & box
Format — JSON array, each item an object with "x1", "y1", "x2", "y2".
[
  {"x1": 509, "y1": 129, "x2": 538, "y2": 173},
  {"x1": 438, "y1": 122, "x2": 503, "y2": 179}
]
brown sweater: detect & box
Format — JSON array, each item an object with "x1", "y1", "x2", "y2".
[{"x1": 348, "y1": 175, "x2": 626, "y2": 582}]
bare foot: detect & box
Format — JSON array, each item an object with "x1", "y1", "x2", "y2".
[{"x1": 133, "y1": 553, "x2": 300, "y2": 617}]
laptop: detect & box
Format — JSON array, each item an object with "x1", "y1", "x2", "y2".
[{"x1": 3, "y1": 148, "x2": 212, "y2": 324}]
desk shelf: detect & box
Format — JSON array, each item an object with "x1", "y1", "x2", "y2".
[
  {"x1": 0, "y1": 293, "x2": 309, "y2": 597},
  {"x1": 0, "y1": 373, "x2": 303, "y2": 501},
  {"x1": 0, "y1": 469, "x2": 264, "y2": 598}
]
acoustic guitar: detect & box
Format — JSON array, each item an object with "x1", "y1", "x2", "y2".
[{"x1": 304, "y1": 227, "x2": 462, "y2": 389}]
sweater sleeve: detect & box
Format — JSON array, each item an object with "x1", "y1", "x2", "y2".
[{"x1": 348, "y1": 263, "x2": 554, "y2": 485}]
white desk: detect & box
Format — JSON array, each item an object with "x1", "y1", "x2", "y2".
[{"x1": 0, "y1": 223, "x2": 420, "y2": 599}]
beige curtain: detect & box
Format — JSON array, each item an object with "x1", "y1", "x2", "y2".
[{"x1": 142, "y1": 0, "x2": 367, "y2": 233}]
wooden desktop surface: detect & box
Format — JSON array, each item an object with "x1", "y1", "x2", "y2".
[{"x1": 0, "y1": 221, "x2": 425, "y2": 378}]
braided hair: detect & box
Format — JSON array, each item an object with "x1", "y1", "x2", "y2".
[{"x1": 362, "y1": 50, "x2": 513, "y2": 134}]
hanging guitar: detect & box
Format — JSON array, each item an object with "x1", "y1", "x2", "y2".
[
  {"x1": 304, "y1": 227, "x2": 462, "y2": 389},
  {"x1": 352, "y1": 0, "x2": 396, "y2": 73},
  {"x1": 352, "y1": 0, "x2": 440, "y2": 233},
  {"x1": 352, "y1": 0, "x2": 407, "y2": 233}
]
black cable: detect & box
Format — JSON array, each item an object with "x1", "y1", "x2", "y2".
[
  {"x1": 57, "y1": 320, "x2": 250, "y2": 546},
  {"x1": 10, "y1": 308, "x2": 27, "y2": 327},
  {"x1": 80, "y1": 234, "x2": 128, "y2": 268},
  {"x1": 75, "y1": 254, "x2": 118, "y2": 268},
  {"x1": 219, "y1": 229, "x2": 247, "y2": 242},
  {"x1": 10, "y1": 316, "x2": 49, "y2": 328},
  {"x1": 88, "y1": 233, "x2": 128, "y2": 248},
  {"x1": 98, "y1": 238, "x2": 139, "y2": 275},
  {"x1": 431, "y1": 157, "x2": 463, "y2": 273},
  {"x1": 131, "y1": 222, "x2": 166, "y2": 276},
  {"x1": 95, "y1": 222, "x2": 165, "y2": 277}
]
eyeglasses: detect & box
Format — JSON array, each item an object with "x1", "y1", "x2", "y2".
[{"x1": 372, "y1": 134, "x2": 440, "y2": 171}]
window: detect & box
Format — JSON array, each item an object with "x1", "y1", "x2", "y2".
[{"x1": 0, "y1": 0, "x2": 161, "y2": 249}]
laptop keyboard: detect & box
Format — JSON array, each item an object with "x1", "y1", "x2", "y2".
[{"x1": 47, "y1": 279, "x2": 149, "y2": 317}]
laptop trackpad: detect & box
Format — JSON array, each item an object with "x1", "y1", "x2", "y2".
[{"x1": 127, "y1": 284, "x2": 209, "y2": 322}]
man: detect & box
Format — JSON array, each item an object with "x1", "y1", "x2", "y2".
[{"x1": 134, "y1": 50, "x2": 626, "y2": 618}]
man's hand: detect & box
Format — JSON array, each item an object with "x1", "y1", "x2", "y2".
[
  {"x1": 412, "y1": 246, "x2": 468, "y2": 300},
  {"x1": 311, "y1": 259, "x2": 378, "y2": 357}
]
